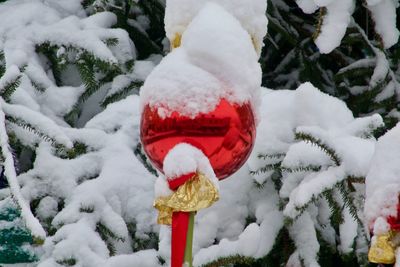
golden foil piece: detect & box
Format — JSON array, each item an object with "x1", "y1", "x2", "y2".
[
  {"x1": 368, "y1": 232, "x2": 396, "y2": 264},
  {"x1": 171, "y1": 34, "x2": 182, "y2": 49},
  {"x1": 154, "y1": 173, "x2": 219, "y2": 225}
]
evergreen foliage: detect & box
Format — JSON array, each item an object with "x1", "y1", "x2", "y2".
[
  {"x1": 263, "y1": 0, "x2": 400, "y2": 132},
  {"x1": 244, "y1": 125, "x2": 378, "y2": 266},
  {"x1": 0, "y1": 0, "x2": 398, "y2": 266},
  {"x1": 0, "y1": 0, "x2": 162, "y2": 265},
  {"x1": 0, "y1": 199, "x2": 38, "y2": 263}
]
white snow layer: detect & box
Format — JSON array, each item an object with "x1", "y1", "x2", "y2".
[
  {"x1": 365, "y1": 124, "x2": 400, "y2": 230},
  {"x1": 314, "y1": 0, "x2": 355, "y2": 54},
  {"x1": 247, "y1": 83, "x2": 382, "y2": 264},
  {"x1": 141, "y1": 3, "x2": 263, "y2": 120},
  {"x1": 0, "y1": 102, "x2": 46, "y2": 239},
  {"x1": 367, "y1": 0, "x2": 400, "y2": 49},
  {"x1": 295, "y1": 0, "x2": 399, "y2": 53},
  {"x1": 164, "y1": 0, "x2": 268, "y2": 55}
]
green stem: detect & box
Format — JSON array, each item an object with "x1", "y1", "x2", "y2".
[{"x1": 184, "y1": 212, "x2": 195, "y2": 267}]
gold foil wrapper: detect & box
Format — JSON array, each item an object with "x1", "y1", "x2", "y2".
[
  {"x1": 171, "y1": 34, "x2": 182, "y2": 49},
  {"x1": 368, "y1": 232, "x2": 396, "y2": 264},
  {"x1": 154, "y1": 173, "x2": 219, "y2": 225}
]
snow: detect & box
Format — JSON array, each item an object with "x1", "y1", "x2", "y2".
[
  {"x1": 0, "y1": 102, "x2": 46, "y2": 240},
  {"x1": 373, "y1": 216, "x2": 390, "y2": 235},
  {"x1": 104, "y1": 250, "x2": 160, "y2": 267},
  {"x1": 194, "y1": 223, "x2": 261, "y2": 265},
  {"x1": 13, "y1": 94, "x2": 160, "y2": 266},
  {"x1": 367, "y1": 0, "x2": 400, "y2": 49},
  {"x1": 141, "y1": 3, "x2": 263, "y2": 120},
  {"x1": 36, "y1": 196, "x2": 59, "y2": 221},
  {"x1": 295, "y1": 0, "x2": 399, "y2": 53},
  {"x1": 289, "y1": 212, "x2": 320, "y2": 267},
  {"x1": 1, "y1": 99, "x2": 73, "y2": 148},
  {"x1": 365, "y1": 124, "x2": 400, "y2": 230},
  {"x1": 296, "y1": 0, "x2": 319, "y2": 14},
  {"x1": 162, "y1": 143, "x2": 218, "y2": 189},
  {"x1": 164, "y1": 0, "x2": 268, "y2": 55},
  {"x1": 190, "y1": 168, "x2": 283, "y2": 265},
  {"x1": 314, "y1": 0, "x2": 355, "y2": 54},
  {"x1": 246, "y1": 83, "x2": 383, "y2": 263},
  {"x1": 338, "y1": 208, "x2": 358, "y2": 254}
]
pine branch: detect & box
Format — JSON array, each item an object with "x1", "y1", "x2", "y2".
[
  {"x1": 1, "y1": 75, "x2": 22, "y2": 101},
  {"x1": 101, "y1": 79, "x2": 143, "y2": 107},
  {"x1": 6, "y1": 116, "x2": 66, "y2": 151},
  {"x1": 30, "y1": 79, "x2": 46, "y2": 93},
  {"x1": 79, "y1": 205, "x2": 94, "y2": 213},
  {"x1": 81, "y1": 0, "x2": 96, "y2": 9},
  {"x1": 76, "y1": 58, "x2": 98, "y2": 99},
  {"x1": 35, "y1": 43, "x2": 66, "y2": 86},
  {"x1": 253, "y1": 180, "x2": 267, "y2": 189},
  {"x1": 271, "y1": 169, "x2": 283, "y2": 192},
  {"x1": 313, "y1": 7, "x2": 327, "y2": 41},
  {"x1": 64, "y1": 50, "x2": 122, "y2": 125},
  {"x1": 96, "y1": 222, "x2": 125, "y2": 256},
  {"x1": 0, "y1": 105, "x2": 46, "y2": 241},
  {"x1": 322, "y1": 190, "x2": 344, "y2": 226},
  {"x1": 281, "y1": 165, "x2": 322, "y2": 173},
  {"x1": 295, "y1": 132, "x2": 341, "y2": 166},
  {"x1": 336, "y1": 181, "x2": 362, "y2": 227},
  {"x1": 104, "y1": 38, "x2": 119, "y2": 47},
  {"x1": 250, "y1": 163, "x2": 281, "y2": 175},
  {"x1": 56, "y1": 258, "x2": 76, "y2": 266},
  {"x1": 257, "y1": 153, "x2": 286, "y2": 160},
  {"x1": 293, "y1": 194, "x2": 321, "y2": 221},
  {"x1": 200, "y1": 255, "x2": 256, "y2": 267},
  {"x1": 134, "y1": 143, "x2": 158, "y2": 177},
  {"x1": 0, "y1": 51, "x2": 5, "y2": 79}
]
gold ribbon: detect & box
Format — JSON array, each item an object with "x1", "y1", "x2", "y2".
[
  {"x1": 368, "y1": 231, "x2": 396, "y2": 264},
  {"x1": 154, "y1": 173, "x2": 219, "y2": 225}
]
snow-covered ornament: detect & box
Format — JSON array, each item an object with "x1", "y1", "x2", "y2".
[
  {"x1": 365, "y1": 125, "x2": 400, "y2": 264},
  {"x1": 140, "y1": 1, "x2": 267, "y2": 266}
]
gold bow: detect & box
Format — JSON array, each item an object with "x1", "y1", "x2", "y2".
[
  {"x1": 154, "y1": 173, "x2": 219, "y2": 225},
  {"x1": 368, "y1": 231, "x2": 396, "y2": 264}
]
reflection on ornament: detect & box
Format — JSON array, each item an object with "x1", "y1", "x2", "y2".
[{"x1": 140, "y1": 99, "x2": 256, "y2": 179}]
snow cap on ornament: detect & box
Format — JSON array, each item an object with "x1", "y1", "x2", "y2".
[
  {"x1": 165, "y1": 0, "x2": 268, "y2": 55},
  {"x1": 140, "y1": 1, "x2": 265, "y2": 122}
]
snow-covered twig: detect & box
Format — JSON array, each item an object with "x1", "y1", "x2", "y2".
[{"x1": 0, "y1": 99, "x2": 46, "y2": 240}]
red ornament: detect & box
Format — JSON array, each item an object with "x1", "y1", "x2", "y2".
[{"x1": 140, "y1": 99, "x2": 256, "y2": 179}]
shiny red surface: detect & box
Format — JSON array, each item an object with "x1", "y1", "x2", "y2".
[{"x1": 140, "y1": 99, "x2": 256, "y2": 179}]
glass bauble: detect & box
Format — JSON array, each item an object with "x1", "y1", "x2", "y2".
[{"x1": 140, "y1": 99, "x2": 256, "y2": 179}]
